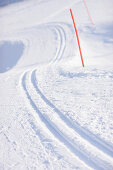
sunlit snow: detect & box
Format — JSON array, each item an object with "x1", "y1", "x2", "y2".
[{"x1": 0, "y1": 0, "x2": 113, "y2": 169}]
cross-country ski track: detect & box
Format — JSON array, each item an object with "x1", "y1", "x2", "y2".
[
  {"x1": 20, "y1": 68, "x2": 113, "y2": 170},
  {"x1": 0, "y1": 0, "x2": 113, "y2": 169}
]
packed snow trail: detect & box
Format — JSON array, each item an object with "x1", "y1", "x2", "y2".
[{"x1": 0, "y1": 0, "x2": 113, "y2": 169}]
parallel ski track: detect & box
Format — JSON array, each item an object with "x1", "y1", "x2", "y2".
[
  {"x1": 20, "y1": 70, "x2": 113, "y2": 170},
  {"x1": 49, "y1": 24, "x2": 66, "y2": 64},
  {"x1": 19, "y1": 71, "x2": 90, "y2": 170},
  {"x1": 33, "y1": 69, "x2": 113, "y2": 158}
]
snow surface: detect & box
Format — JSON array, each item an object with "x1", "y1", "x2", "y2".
[{"x1": 0, "y1": 0, "x2": 113, "y2": 169}]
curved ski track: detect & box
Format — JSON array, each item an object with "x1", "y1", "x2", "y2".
[
  {"x1": 33, "y1": 70, "x2": 113, "y2": 158},
  {"x1": 49, "y1": 24, "x2": 66, "y2": 64},
  {"x1": 20, "y1": 24, "x2": 113, "y2": 169},
  {"x1": 21, "y1": 69, "x2": 113, "y2": 170}
]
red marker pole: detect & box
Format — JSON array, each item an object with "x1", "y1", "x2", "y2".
[
  {"x1": 83, "y1": 0, "x2": 94, "y2": 25},
  {"x1": 70, "y1": 8, "x2": 84, "y2": 67}
]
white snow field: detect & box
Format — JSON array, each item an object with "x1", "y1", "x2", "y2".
[{"x1": 0, "y1": 0, "x2": 113, "y2": 169}]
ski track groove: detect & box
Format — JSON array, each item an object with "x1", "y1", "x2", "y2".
[
  {"x1": 20, "y1": 70, "x2": 113, "y2": 170},
  {"x1": 21, "y1": 71, "x2": 97, "y2": 170},
  {"x1": 49, "y1": 25, "x2": 66, "y2": 64},
  {"x1": 19, "y1": 71, "x2": 90, "y2": 170},
  {"x1": 33, "y1": 69, "x2": 113, "y2": 158}
]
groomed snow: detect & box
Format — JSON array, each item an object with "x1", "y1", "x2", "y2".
[{"x1": 0, "y1": 0, "x2": 113, "y2": 169}]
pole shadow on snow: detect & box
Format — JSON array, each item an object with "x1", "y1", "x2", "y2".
[{"x1": 0, "y1": 41, "x2": 24, "y2": 73}]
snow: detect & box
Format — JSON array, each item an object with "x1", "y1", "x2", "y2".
[
  {"x1": 0, "y1": 0, "x2": 113, "y2": 169},
  {"x1": 0, "y1": 41, "x2": 24, "y2": 73}
]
